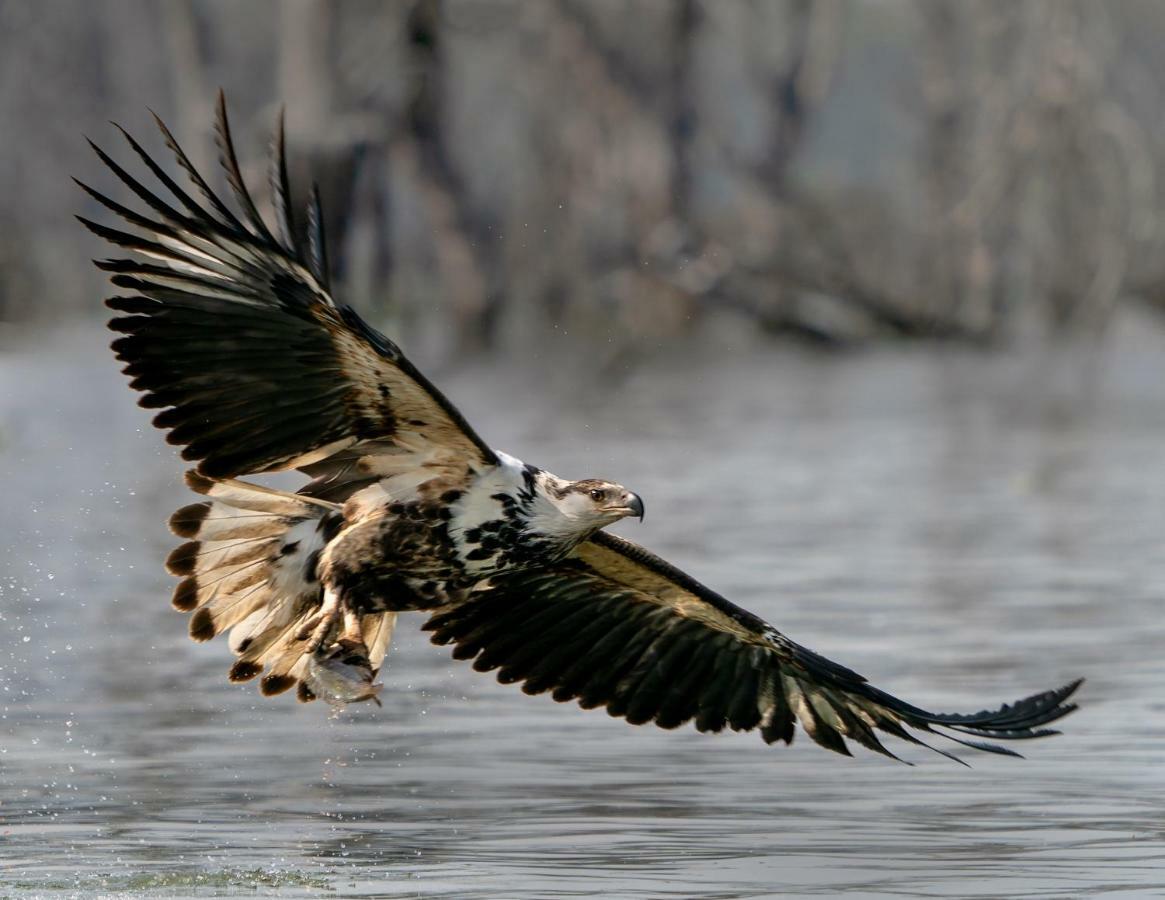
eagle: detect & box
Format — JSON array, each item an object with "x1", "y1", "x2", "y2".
[{"x1": 78, "y1": 93, "x2": 1081, "y2": 763}]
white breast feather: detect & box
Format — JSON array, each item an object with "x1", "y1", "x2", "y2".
[{"x1": 447, "y1": 452, "x2": 529, "y2": 567}]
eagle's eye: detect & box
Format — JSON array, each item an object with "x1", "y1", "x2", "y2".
[{"x1": 588, "y1": 488, "x2": 606, "y2": 502}]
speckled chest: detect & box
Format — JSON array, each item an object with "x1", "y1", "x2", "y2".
[
  {"x1": 321, "y1": 463, "x2": 564, "y2": 612},
  {"x1": 450, "y1": 489, "x2": 563, "y2": 574}
]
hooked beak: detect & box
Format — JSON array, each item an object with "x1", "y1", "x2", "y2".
[{"x1": 602, "y1": 490, "x2": 645, "y2": 522}]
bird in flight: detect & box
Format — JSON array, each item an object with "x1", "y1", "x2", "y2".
[{"x1": 79, "y1": 93, "x2": 1081, "y2": 763}]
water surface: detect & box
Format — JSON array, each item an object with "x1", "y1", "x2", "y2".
[{"x1": 2, "y1": 325, "x2": 1163, "y2": 897}]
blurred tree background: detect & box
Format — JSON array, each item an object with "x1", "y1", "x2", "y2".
[{"x1": 4, "y1": 0, "x2": 1165, "y2": 358}]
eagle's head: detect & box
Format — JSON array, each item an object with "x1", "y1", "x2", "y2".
[
  {"x1": 556, "y1": 478, "x2": 645, "y2": 523},
  {"x1": 525, "y1": 474, "x2": 644, "y2": 547}
]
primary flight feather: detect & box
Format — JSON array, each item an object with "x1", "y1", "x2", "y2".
[{"x1": 79, "y1": 93, "x2": 1081, "y2": 763}]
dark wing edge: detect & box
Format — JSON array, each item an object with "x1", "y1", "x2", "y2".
[
  {"x1": 77, "y1": 89, "x2": 497, "y2": 479},
  {"x1": 424, "y1": 531, "x2": 1082, "y2": 764}
]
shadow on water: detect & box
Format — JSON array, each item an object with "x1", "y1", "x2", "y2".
[{"x1": 2, "y1": 323, "x2": 1165, "y2": 897}]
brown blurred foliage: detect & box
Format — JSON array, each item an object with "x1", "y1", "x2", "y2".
[{"x1": 4, "y1": 0, "x2": 1165, "y2": 352}]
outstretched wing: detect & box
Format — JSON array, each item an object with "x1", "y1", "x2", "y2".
[
  {"x1": 425, "y1": 531, "x2": 1082, "y2": 762},
  {"x1": 79, "y1": 91, "x2": 496, "y2": 481}
]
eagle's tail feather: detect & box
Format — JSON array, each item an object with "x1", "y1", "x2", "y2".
[{"x1": 165, "y1": 470, "x2": 393, "y2": 703}]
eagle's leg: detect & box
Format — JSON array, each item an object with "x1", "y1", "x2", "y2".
[
  {"x1": 339, "y1": 606, "x2": 366, "y2": 645},
  {"x1": 300, "y1": 588, "x2": 343, "y2": 654}
]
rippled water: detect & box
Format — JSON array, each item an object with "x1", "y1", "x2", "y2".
[{"x1": 2, "y1": 323, "x2": 1164, "y2": 898}]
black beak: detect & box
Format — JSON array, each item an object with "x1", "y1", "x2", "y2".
[{"x1": 627, "y1": 492, "x2": 644, "y2": 522}]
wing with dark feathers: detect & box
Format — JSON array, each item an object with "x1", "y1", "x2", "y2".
[
  {"x1": 78, "y1": 91, "x2": 496, "y2": 481},
  {"x1": 425, "y1": 531, "x2": 1082, "y2": 763}
]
